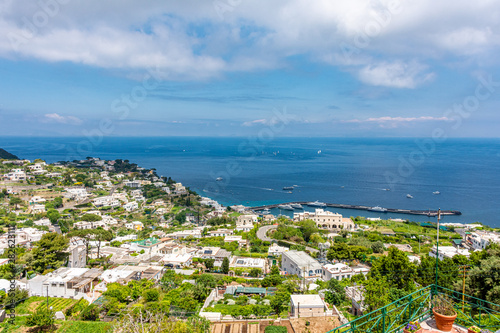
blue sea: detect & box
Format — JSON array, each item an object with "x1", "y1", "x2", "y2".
[{"x1": 2, "y1": 137, "x2": 500, "y2": 227}]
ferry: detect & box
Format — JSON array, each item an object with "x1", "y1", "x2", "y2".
[
  {"x1": 369, "y1": 206, "x2": 387, "y2": 212},
  {"x1": 278, "y1": 204, "x2": 294, "y2": 210},
  {"x1": 290, "y1": 203, "x2": 303, "y2": 209},
  {"x1": 433, "y1": 191, "x2": 440, "y2": 195},
  {"x1": 307, "y1": 201, "x2": 326, "y2": 207},
  {"x1": 406, "y1": 194, "x2": 413, "y2": 199}
]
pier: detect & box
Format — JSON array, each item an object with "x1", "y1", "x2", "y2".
[{"x1": 249, "y1": 201, "x2": 461, "y2": 217}]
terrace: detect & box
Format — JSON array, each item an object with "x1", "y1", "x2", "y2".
[{"x1": 328, "y1": 284, "x2": 500, "y2": 333}]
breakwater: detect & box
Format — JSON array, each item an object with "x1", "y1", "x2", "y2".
[{"x1": 250, "y1": 201, "x2": 461, "y2": 217}]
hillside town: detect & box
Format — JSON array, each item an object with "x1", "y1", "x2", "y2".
[{"x1": 1, "y1": 155, "x2": 500, "y2": 332}]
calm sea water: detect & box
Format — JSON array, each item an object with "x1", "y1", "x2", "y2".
[{"x1": 2, "y1": 137, "x2": 500, "y2": 227}]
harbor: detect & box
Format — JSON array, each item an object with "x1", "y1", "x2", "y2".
[{"x1": 250, "y1": 201, "x2": 462, "y2": 217}]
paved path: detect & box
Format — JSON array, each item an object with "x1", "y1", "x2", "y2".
[
  {"x1": 256, "y1": 224, "x2": 319, "y2": 253},
  {"x1": 256, "y1": 224, "x2": 277, "y2": 242}
]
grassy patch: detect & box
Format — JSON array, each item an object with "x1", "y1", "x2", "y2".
[
  {"x1": 56, "y1": 321, "x2": 114, "y2": 333},
  {"x1": 15, "y1": 296, "x2": 45, "y2": 315}
]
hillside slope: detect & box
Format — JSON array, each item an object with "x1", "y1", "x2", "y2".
[{"x1": 0, "y1": 148, "x2": 19, "y2": 160}]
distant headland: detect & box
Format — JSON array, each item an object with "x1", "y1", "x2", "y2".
[{"x1": 0, "y1": 148, "x2": 19, "y2": 160}]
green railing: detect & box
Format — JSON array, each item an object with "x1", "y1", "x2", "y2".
[
  {"x1": 327, "y1": 284, "x2": 500, "y2": 333},
  {"x1": 435, "y1": 285, "x2": 500, "y2": 330},
  {"x1": 328, "y1": 286, "x2": 433, "y2": 333}
]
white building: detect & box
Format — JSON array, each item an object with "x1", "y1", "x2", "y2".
[
  {"x1": 67, "y1": 244, "x2": 86, "y2": 268},
  {"x1": 290, "y1": 294, "x2": 331, "y2": 318},
  {"x1": 28, "y1": 268, "x2": 102, "y2": 300},
  {"x1": 322, "y1": 263, "x2": 369, "y2": 282},
  {"x1": 29, "y1": 196, "x2": 46, "y2": 205},
  {"x1": 224, "y1": 235, "x2": 247, "y2": 247},
  {"x1": 93, "y1": 196, "x2": 120, "y2": 208},
  {"x1": 429, "y1": 246, "x2": 470, "y2": 260},
  {"x1": 31, "y1": 204, "x2": 46, "y2": 214},
  {"x1": 3, "y1": 169, "x2": 27, "y2": 182},
  {"x1": 209, "y1": 229, "x2": 234, "y2": 237},
  {"x1": 294, "y1": 209, "x2": 354, "y2": 231},
  {"x1": 166, "y1": 229, "x2": 202, "y2": 239},
  {"x1": 34, "y1": 218, "x2": 51, "y2": 226},
  {"x1": 268, "y1": 243, "x2": 289, "y2": 256},
  {"x1": 125, "y1": 221, "x2": 144, "y2": 231},
  {"x1": 124, "y1": 180, "x2": 141, "y2": 188},
  {"x1": 229, "y1": 257, "x2": 267, "y2": 271},
  {"x1": 467, "y1": 232, "x2": 500, "y2": 250},
  {"x1": 281, "y1": 250, "x2": 322, "y2": 278},
  {"x1": 123, "y1": 201, "x2": 139, "y2": 212},
  {"x1": 64, "y1": 188, "x2": 89, "y2": 202},
  {"x1": 236, "y1": 214, "x2": 258, "y2": 232},
  {"x1": 173, "y1": 183, "x2": 187, "y2": 194}
]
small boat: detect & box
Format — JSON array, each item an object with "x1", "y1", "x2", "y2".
[
  {"x1": 307, "y1": 201, "x2": 326, "y2": 207},
  {"x1": 318, "y1": 150, "x2": 322, "y2": 154},
  {"x1": 287, "y1": 191, "x2": 293, "y2": 194},
  {"x1": 383, "y1": 188, "x2": 391, "y2": 191},
  {"x1": 340, "y1": 186, "x2": 345, "y2": 188},
  {"x1": 369, "y1": 206, "x2": 387, "y2": 212},
  {"x1": 278, "y1": 204, "x2": 293, "y2": 210},
  {"x1": 262, "y1": 209, "x2": 271, "y2": 214},
  {"x1": 406, "y1": 194, "x2": 413, "y2": 199},
  {"x1": 291, "y1": 203, "x2": 303, "y2": 209},
  {"x1": 283, "y1": 186, "x2": 294, "y2": 191},
  {"x1": 433, "y1": 191, "x2": 440, "y2": 195},
  {"x1": 216, "y1": 177, "x2": 223, "y2": 181}
]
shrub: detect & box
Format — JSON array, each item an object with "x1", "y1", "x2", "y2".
[
  {"x1": 26, "y1": 306, "x2": 55, "y2": 330},
  {"x1": 79, "y1": 304, "x2": 100, "y2": 321}
]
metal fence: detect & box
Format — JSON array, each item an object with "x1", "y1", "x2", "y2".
[{"x1": 327, "y1": 284, "x2": 500, "y2": 333}]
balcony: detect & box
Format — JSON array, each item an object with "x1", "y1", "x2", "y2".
[{"x1": 327, "y1": 284, "x2": 500, "y2": 333}]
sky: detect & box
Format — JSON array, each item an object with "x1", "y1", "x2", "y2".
[{"x1": 1, "y1": 0, "x2": 500, "y2": 137}]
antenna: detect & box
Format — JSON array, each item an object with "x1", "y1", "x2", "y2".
[{"x1": 435, "y1": 208, "x2": 441, "y2": 286}]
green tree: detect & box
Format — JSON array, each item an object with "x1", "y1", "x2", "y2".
[
  {"x1": 249, "y1": 268, "x2": 262, "y2": 277},
  {"x1": 327, "y1": 242, "x2": 351, "y2": 261},
  {"x1": 363, "y1": 276, "x2": 391, "y2": 312},
  {"x1": 52, "y1": 197, "x2": 63, "y2": 208},
  {"x1": 270, "y1": 288, "x2": 290, "y2": 315},
  {"x1": 299, "y1": 220, "x2": 318, "y2": 243},
  {"x1": 204, "y1": 258, "x2": 215, "y2": 272},
  {"x1": 32, "y1": 233, "x2": 69, "y2": 273},
  {"x1": 75, "y1": 174, "x2": 87, "y2": 183},
  {"x1": 417, "y1": 255, "x2": 457, "y2": 289},
  {"x1": 143, "y1": 289, "x2": 160, "y2": 302},
  {"x1": 26, "y1": 306, "x2": 55, "y2": 331},
  {"x1": 46, "y1": 209, "x2": 60, "y2": 225},
  {"x1": 324, "y1": 278, "x2": 346, "y2": 305},
  {"x1": 9, "y1": 197, "x2": 22, "y2": 209},
  {"x1": 93, "y1": 229, "x2": 113, "y2": 258},
  {"x1": 459, "y1": 245, "x2": 500, "y2": 305},
  {"x1": 370, "y1": 247, "x2": 417, "y2": 292},
  {"x1": 371, "y1": 241, "x2": 385, "y2": 253},
  {"x1": 221, "y1": 257, "x2": 230, "y2": 274},
  {"x1": 79, "y1": 304, "x2": 99, "y2": 321},
  {"x1": 80, "y1": 213, "x2": 102, "y2": 222}
]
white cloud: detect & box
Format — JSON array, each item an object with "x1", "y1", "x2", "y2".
[
  {"x1": 43, "y1": 113, "x2": 82, "y2": 125},
  {"x1": 342, "y1": 116, "x2": 451, "y2": 128},
  {"x1": 0, "y1": 0, "x2": 499, "y2": 82},
  {"x1": 357, "y1": 61, "x2": 435, "y2": 88}
]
